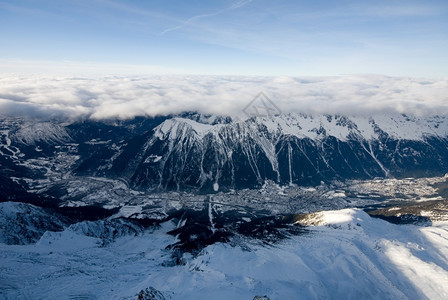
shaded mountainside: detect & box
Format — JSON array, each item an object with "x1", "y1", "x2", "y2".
[
  {"x1": 0, "y1": 202, "x2": 69, "y2": 245},
  {"x1": 109, "y1": 114, "x2": 448, "y2": 191},
  {"x1": 1, "y1": 113, "x2": 448, "y2": 195}
]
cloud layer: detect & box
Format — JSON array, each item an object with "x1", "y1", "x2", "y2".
[{"x1": 0, "y1": 74, "x2": 447, "y2": 120}]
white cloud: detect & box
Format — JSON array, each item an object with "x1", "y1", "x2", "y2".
[{"x1": 0, "y1": 74, "x2": 447, "y2": 120}]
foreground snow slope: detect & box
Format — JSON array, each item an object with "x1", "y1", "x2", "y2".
[{"x1": 1, "y1": 209, "x2": 448, "y2": 300}]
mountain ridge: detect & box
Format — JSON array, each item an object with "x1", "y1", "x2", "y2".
[{"x1": 119, "y1": 113, "x2": 448, "y2": 191}]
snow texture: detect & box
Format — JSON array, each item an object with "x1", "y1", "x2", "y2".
[
  {"x1": 13, "y1": 121, "x2": 70, "y2": 145},
  {"x1": 1, "y1": 208, "x2": 448, "y2": 299},
  {"x1": 153, "y1": 113, "x2": 448, "y2": 143}
]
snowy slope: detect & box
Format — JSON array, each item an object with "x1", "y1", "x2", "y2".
[
  {"x1": 154, "y1": 113, "x2": 448, "y2": 143},
  {"x1": 12, "y1": 121, "x2": 71, "y2": 145},
  {"x1": 259, "y1": 113, "x2": 448, "y2": 141},
  {"x1": 1, "y1": 208, "x2": 448, "y2": 299}
]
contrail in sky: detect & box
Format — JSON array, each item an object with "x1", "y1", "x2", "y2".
[{"x1": 159, "y1": 0, "x2": 253, "y2": 35}]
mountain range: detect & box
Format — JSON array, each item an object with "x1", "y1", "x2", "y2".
[{"x1": 1, "y1": 112, "x2": 448, "y2": 200}]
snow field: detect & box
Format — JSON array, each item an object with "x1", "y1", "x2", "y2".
[{"x1": 1, "y1": 209, "x2": 448, "y2": 299}]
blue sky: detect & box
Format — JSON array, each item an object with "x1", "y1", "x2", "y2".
[{"x1": 1, "y1": 0, "x2": 447, "y2": 77}]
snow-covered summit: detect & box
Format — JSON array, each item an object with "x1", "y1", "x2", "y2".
[
  {"x1": 153, "y1": 113, "x2": 448, "y2": 143},
  {"x1": 178, "y1": 112, "x2": 232, "y2": 125},
  {"x1": 257, "y1": 113, "x2": 448, "y2": 141},
  {"x1": 154, "y1": 117, "x2": 220, "y2": 140}
]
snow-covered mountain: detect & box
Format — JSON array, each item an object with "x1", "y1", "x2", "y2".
[
  {"x1": 112, "y1": 113, "x2": 448, "y2": 191},
  {"x1": 1, "y1": 113, "x2": 448, "y2": 198}
]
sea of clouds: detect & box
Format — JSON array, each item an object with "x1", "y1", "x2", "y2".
[{"x1": 0, "y1": 74, "x2": 447, "y2": 120}]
